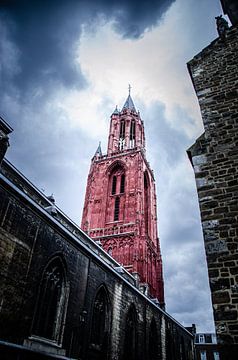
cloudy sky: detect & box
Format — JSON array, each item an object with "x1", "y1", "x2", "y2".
[{"x1": 0, "y1": 0, "x2": 226, "y2": 332}]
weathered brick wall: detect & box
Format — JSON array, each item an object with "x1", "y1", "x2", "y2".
[
  {"x1": 187, "y1": 26, "x2": 238, "y2": 353},
  {"x1": 0, "y1": 160, "x2": 193, "y2": 360}
]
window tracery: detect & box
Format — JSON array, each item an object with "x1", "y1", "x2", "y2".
[
  {"x1": 123, "y1": 305, "x2": 137, "y2": 360},
  {"x1": 108, "y1": 163, "x2": 126, "y2": 222},
  {"x1": 90, "y1": 286, "x2": 111, "y2": 356},
  {"x1": 33, "y1": 257, "x2": 67, "y2": 343},
  {"x1": 114, "y1": 197, "x2": 120, "y2": 221}
]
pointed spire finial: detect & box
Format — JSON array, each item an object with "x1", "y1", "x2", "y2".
[
  {"x1": 94, "y1": 141, "x2": 102, "y2": 158},
  {"x1": 122, "y1": 85, "x2": 136, "y2": 111},
  {"x1": 112, "y1": 105, "x2": 119, "y2": 115}
]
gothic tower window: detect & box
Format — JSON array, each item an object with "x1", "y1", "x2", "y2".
[
  {"x1": 123, "y1": 305, "x2": 137, "y2": 360},
  {"x1": 119, "y1": 120, "x2": 125, "y2": 150},
  {"x1": 130, "y1": 120, "x2": 135, "y2": 148},
  {"x1": 90, "y1": 286, "x2": 111, "y2": 357},
  {"x1": 144, "y1": 171, "x2": 150, "y2": 235},
  {"x1": 120, "y1": 174, "x2": 125, "y2": 193},
  {"x1": 114, "y1": 196, "x2": 120, "y2": 221},
  {"x1": 109, "y1": 164, "x2": 125, "y2": 196},
  {"x1": 107, "y1": 162, "x2": 126, "y2": 223},
  {"x1": 112, "y1": 175, "x2": 117, "y2": 195},
  {"x1": 33, "y1": 257, "x2": 68, "y2": 343}
]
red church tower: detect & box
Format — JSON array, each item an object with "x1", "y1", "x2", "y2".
[{"x1": 81, "y1": 90, "x2": 164, "y2": 305}]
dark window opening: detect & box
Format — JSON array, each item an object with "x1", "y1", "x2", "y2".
[
  {"x1": 130, "y1": 120, "x2": 135, "y2": 148},
  {"x1": 180, "y1": 337, "x2": 186, "y2": 360},
  {"x1": 149, "y1": 318, "x2": 158, "y2": 360},
  {"x1": 166, "y1": 329, "x2": 172, "y2": 360},
  {"x1": 91, "y1": 288, "x2": 109, "y2": 346},
  {"x1": 114, "y1": 197, "x2": 120, "y2": 221},
  {"x1": 112, "y1": 175, "x2": 117, "y2": 195},
  {"x1": 90, "y1": 287, "x2": 111, "y2": 359},
  {"x1": 33, "y1": 258, "x2": 66, "y2": 342},
  {"x1": 144, "y1": 172, "x2": 149, "y2": 235},
  {"x1": 123, "y1": 306, "x2": 137, "y2": 360},
  {"x1": 119, "y1": 120, "x2": 125, "y2": 150},
  {"x1": 120, "y1": 174, "x2": 125, "y2": 193},
  {"x1": 120, "y1": 120, "x2": 125, "y2": 139}
]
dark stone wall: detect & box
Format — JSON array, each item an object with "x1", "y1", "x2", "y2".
[
  {"x1": 187, "y1": 25, "x2": 238, "y2": 356},
  {"x1": 221, "y1": 0, "x2": 238, "y2": 26},
  {"x1": 0, "y1": 159, "x2": 193, "y2": 360}
]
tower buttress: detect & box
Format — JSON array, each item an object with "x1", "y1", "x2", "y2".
[{"x1": 81, "y1": 91, "x2": 164, "y2": 305}]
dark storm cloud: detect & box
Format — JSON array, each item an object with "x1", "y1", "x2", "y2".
[
  {"x1": 0, "y1": 0, "x2": 176, "y2": 191},
  {"x1": 0, "y1": 0, "x2": 174, "y2": 97},
  {"x1": 111, "y1": 0, "x2": 174, "y2": 38},
  {"x1": 0, "y1": 1, "x2": 86, "y2": 96}
]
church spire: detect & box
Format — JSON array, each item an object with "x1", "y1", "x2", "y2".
[
  {"x1": 94, "y1": 141, "x2": 102, "y2": 158},
  {"x1": 107, "y1": 87, "x2": 145, "y2": 155},
  {"x1": 112, "y1": 105, "x2": 119, "y2": 115},
  {"x1": 81, "y1": 89, "x2": 164, "y2": 304},
  {"x1": 122, "y1": 84, "x2": 136, "y2": 111}
]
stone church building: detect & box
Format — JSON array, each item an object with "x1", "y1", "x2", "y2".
[{"x1": 0, "y1": 93, "x2": 193, "y2": 360}]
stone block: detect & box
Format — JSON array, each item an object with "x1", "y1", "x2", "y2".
[
  {"x1": 208, "y1": 269, "x2": 219, "y2": 278},
  {"x1": 224, "y1": 261, "x2": 236, "y2": 267},
  {"x1": 210, "y1": 278, "x2": 230, "y2": 292},
  {"x1": 215, "y1": 310, "x2": 237, "y2": 321},
  {"x1": 230, "y1": 267, "x2": 238, "y2": 275},
  {"x1": 203, "y1": 220, "x2": 219, "y2": 229},
  {"x1": 212, "y1": 291, "x2": 230, "y2": 304},
  {"x1": 201, "y1": 200, "x2": 218, "y2": 209},
  {"x1": 206, "y1": 240, "x2": 228, "y2": 255}
]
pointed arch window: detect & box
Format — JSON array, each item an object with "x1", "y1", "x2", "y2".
[
  {"x1": 109, "y1": 165, "x2": 125, "y2": 196},
  {"x1": 119, "y1": 120, "x2": 125, "y2": 150},
  {"x1": 144, "y1": 172, "x2": 150, "y2": 235},
  {"x1": 90, "y1": 286, "x2": 111, "y2": 354},
  {"x1": 33, "y1": 257, "x2": 68, "y2": 343},
  {"x1": 108, "y1": 163, "x2": 126, "y2": 222},
  {"x1": 114, "y1": 196, "x2": 120, "y2": 221},
  {"x1": 123, "y1": 305, "x2": 137, "y2": 360},
  {"x1": 180, "y1": 336, "x2": 186, "y2": 360},
  {"x1": 149, "y1": 318, "x2": 158, "y2": 360},
  {"x1": 120, "y1": 174, "x2": 125, "y2": 193},
  {"x1": 130, "y1": 120, "x2": 135, "y2": 148},
  {"x1": 166, "y1": 326, "x2": 176, "y2": 360},
  {"x1": 112, "y1": 175, "x2": 117, "y2": 195}
]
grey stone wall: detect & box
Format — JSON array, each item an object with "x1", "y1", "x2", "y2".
[{"x1": 187, "y1": 25, "x2": 238, "y2": 355}]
